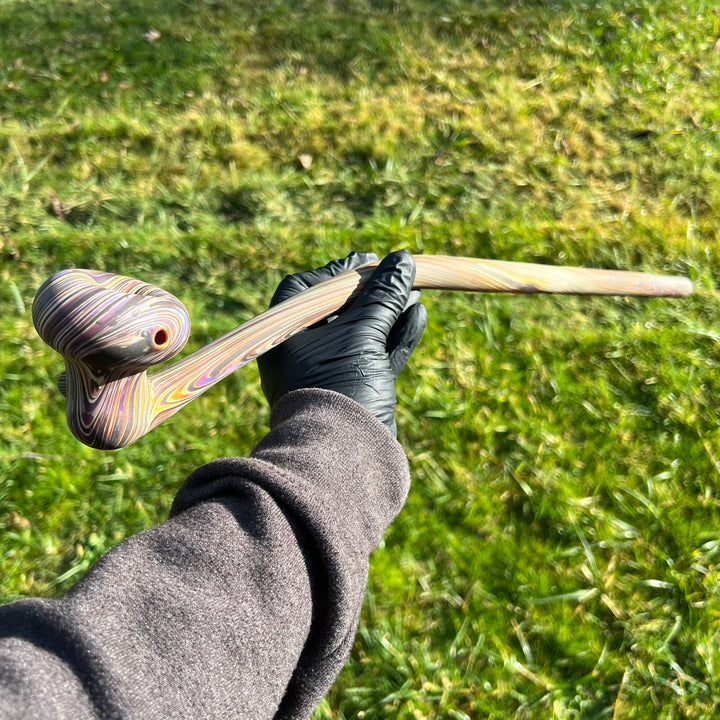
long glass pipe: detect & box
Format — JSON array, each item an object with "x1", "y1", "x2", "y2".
[{"x1": 32, "y1": 255, "x2": 692, "y2": 450}]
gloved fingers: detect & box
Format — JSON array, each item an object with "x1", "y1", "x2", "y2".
[
  {"x1": 328, "y1": 274, "x2": 420, "y2": 328},
  {"x1": 269, "y1": 251, "x2": 379, "y2": 308},
  {"x1": 343, "y1": 249, "x2": 417, "y2": 339},
  {"x1": 387, "y1": 301, "x2": 427, "y2": 378}
]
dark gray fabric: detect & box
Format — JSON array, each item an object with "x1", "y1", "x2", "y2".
[{"x1": 0, "y1": 388, "x2": 410, "y2": 719}]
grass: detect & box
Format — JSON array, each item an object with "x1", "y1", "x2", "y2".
[{"x1": 1, "y1": 0, "x2": 720, "y2": 717}]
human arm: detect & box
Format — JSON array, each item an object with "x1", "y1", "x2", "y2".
[
  {"x1": 0, "y1": 251, "x2": 425, "y2": 719},
  {"x1": 0, "y1": 389, "x2": 409, "y2": 719}
]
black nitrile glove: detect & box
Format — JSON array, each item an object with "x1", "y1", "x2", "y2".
[{"x1": 258, "y1": 250, "x2": 427, "y2": 436}]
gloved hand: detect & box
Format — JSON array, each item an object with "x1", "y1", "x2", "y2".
[{"x1": 258, "y1": 250, "x2": 427, "y2": 436}]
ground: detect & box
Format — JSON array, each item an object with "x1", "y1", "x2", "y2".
[{"x1": 1, "y1": 1, "x2": 719, "y2": 717}]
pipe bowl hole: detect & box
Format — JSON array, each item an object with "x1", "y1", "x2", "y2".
[{"x1": 153, "y1": 328, "x2": 169, "y2": 348}]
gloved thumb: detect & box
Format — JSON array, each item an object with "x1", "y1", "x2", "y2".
[{"x1": 342, "y1": 249, "x2": 417, "y2": 340}]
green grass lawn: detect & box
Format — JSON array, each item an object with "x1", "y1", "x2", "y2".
[{"x1": 2, "y1": 0, "x2": 720, "y2": 717}]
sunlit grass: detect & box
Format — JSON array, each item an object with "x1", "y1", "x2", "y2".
[{"x1": 1, "y1": 0, "x2": 720, "y2": 717}]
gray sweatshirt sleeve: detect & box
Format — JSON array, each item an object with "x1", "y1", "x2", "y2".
[{"x1": 0, "y1": 388, "x2": 411, "y2": 720}]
